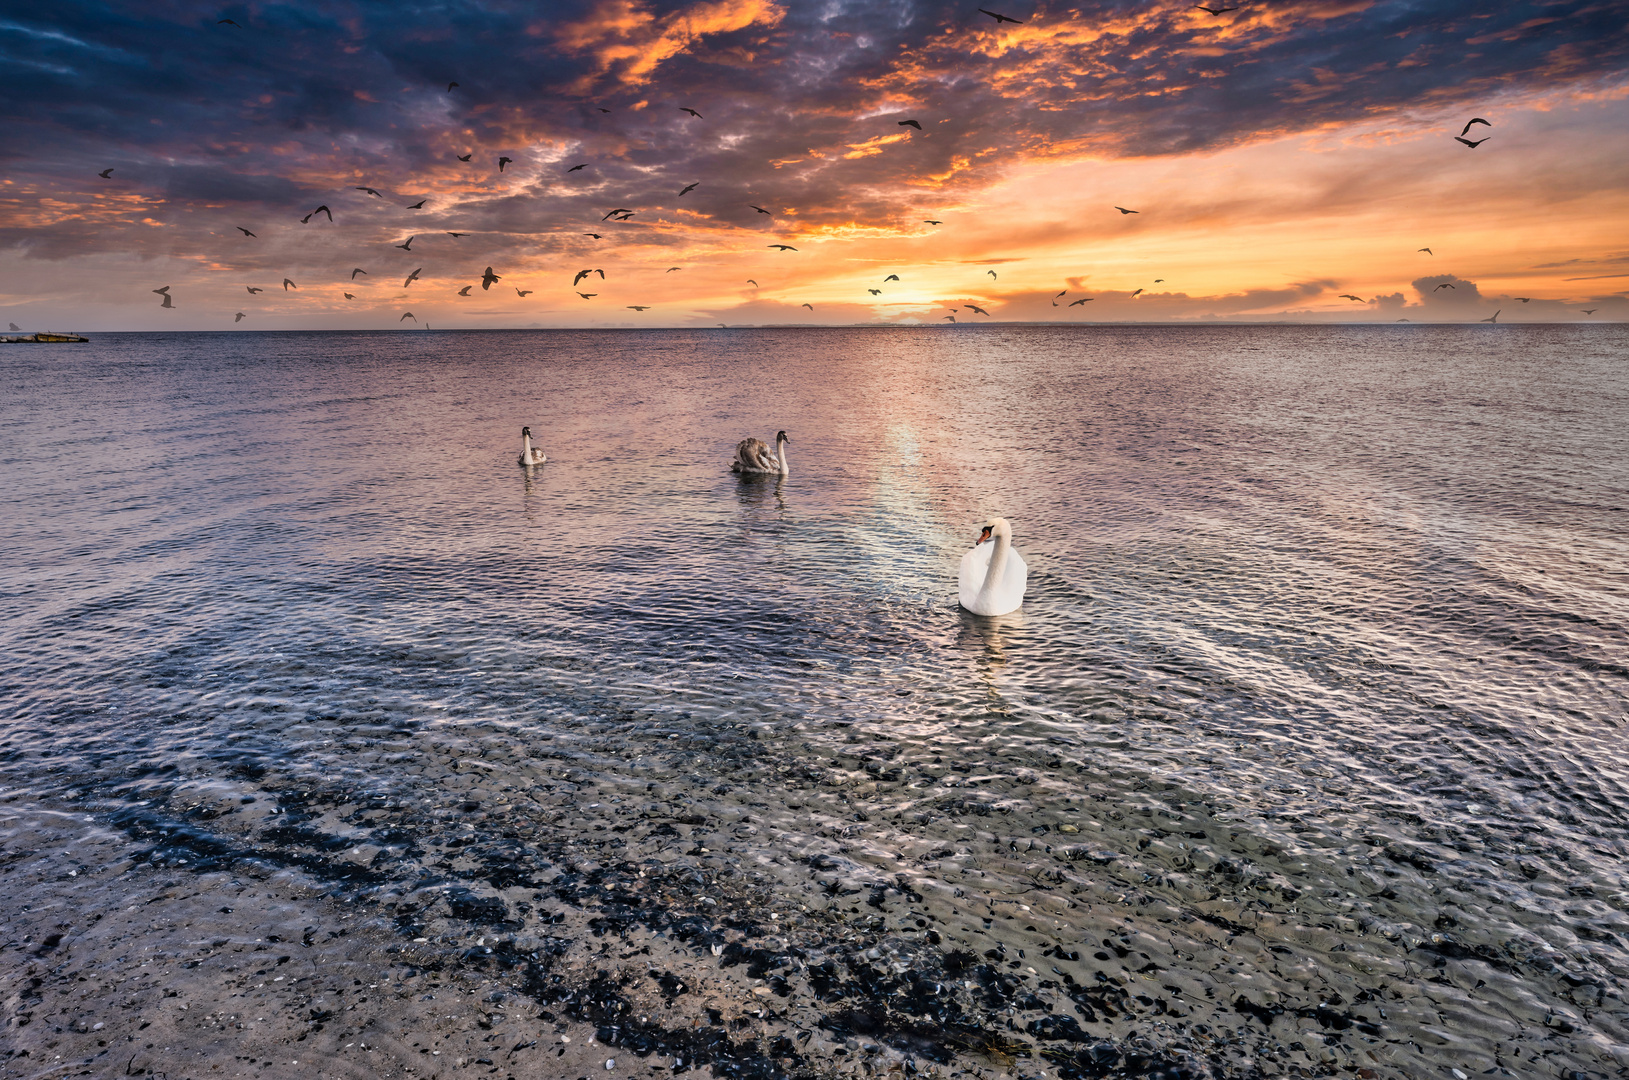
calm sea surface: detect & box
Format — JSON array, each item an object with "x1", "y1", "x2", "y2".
[{"x1": 3, "y1": 326, "x2": 1628, "y2": 1077}]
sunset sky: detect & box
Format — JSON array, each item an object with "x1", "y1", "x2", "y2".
[{"x1": 2, "y1": 0, "x2": 1626, "y2": 329}]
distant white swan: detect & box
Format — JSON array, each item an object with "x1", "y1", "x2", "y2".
[
  {"x1": 958, "y1": 517, "x2": 1028, "y2": 616},
  {"x1": 731, "y1": 430, "x2": 789, "y2": 475},
  {"x1": 518, "y1": 425, "x2": 547, "y2": 466}
]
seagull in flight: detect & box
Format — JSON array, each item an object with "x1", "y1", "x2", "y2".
[
  {"x1": 396, "y1": 236, "x2": 415, "y2": 250},
  {"x1": 573, "y1": 269, "x2": 604, "y2": 286},
  {"x1": 1418, "y1": 247, "x2": 1433, "y2": 254},
  {"x1": 577, "y1": 292, "x2": 597, "y2": 299},
  {"x1": 1481, "y1": 310, "x2": 1500, "y2": 323},
  {"x1": 516, "y1": 288, "x2": 532, "y2": 297},
  {"x1": 231, "y1": 312, "x2": 246, "y2": 324},
  {"x1": 978, "y1": 8, "x2": 1023, "y2": 23},
  {"x1": 351, "y1": 268, "x2": 368, "y2": 278},
  {"x1": 447, "y1": 81, "x2": 459, "y2": 92},
  {"x1": 236, "y1": 227, "x2": 256, "y2": 237},
  {"x1": 1455, "y1": 136, "x2": 1490, "y2": 148},
  {"x1": 1581, "y1": 309, "x2": 1597, "y2": 315},
  {"x1": 498, "y1": 156, "x2": 513, "y2": 171},
  {"x1": 1339, "y1": 294, "x2": 1365, "y2": 302},
  {"x1": 750, "y1": 205, "x2": 772, "y2": 216},
  {"x1": 584, "y1": 233, "x2": 602, "y2": 239},
  {"x1": 680, "y1": 107, "x2": 703, "y2": 118},
  {"x1": 356, "y1": 186, "x2": 383, "y2": 198},
  {"x1": 1434, "y1": 282, "x2": 1455, "y2": 291},
  {"x1": 868, "y1": 289, "x2": 881, "y2": 295},
  {"x1": 302, "y1": 205, "x2": 332, "y2": 223},
  {"x1": 666, "y1": 267, "x2": 682, "y2": 272},
  {"x1": 457, "y1": 154, "x2": 472, "y2": 162},
  {"x1": 457, "y1": 285, "x2": 472, "y2": 296},
  {"x1": 679, "y1": 182, "x2": 699, "y2": 196},
  {"x1": 1130, "y1": 288, "x2": 1143, "y2": 297},
  {"x1": 747, "y1": 280, "x2": 758, "y2": 287},
  {"x1": 943, "y1": 315, "x2": 955, "y2": 322},
  {"x1": 923, "y1": 219, "x2": 942, "y2": 225},
  {"x1": 899, "y1": 120, "x2": 921, "y2": 130},
  {"x1": 1069, "y1": 297, "x2": 1093, "y2": 306},
  {"x1": 627, "y1": 305, "x2": 650, "y2": 311},
  {"x1": 401, "y1": 312, "x2": 415, "y2": 321},
  {"x1": 769, "y1": 244, "x2": 798, "y2": 251},
  {"x1": 1115, "y1": 206, "x2": 1139, "y2": 214},
  {"x1": 406, "y1": 200, "x2": 426, "y2": 209},
  {"x1": 1053, "y1": 289, "x2": 1065, "y2": 306},
  {"x1": 344, "y1": 292, "x2": 355, "y2": 299},
  {"x1": 246, "y1": 286, "x2": 263, "y2": 294},
  {"x1": 568, "y1": 164, "x2": 588, "y2": 172},
  {"x1": 987, "y1": 270, "x2": 997, "y2": 280},
  {"x1": 1459, "y1": 118, "x2": 1491, "y2": 137},
  {"x1": 1193, "y1": 3, "x2": 1238, "y2": 13},
  {"x1": 403, "y1": 268, "x2": 422, "y2": 287},
  {"x1": 965, "y1": 305, "x2": 990, "y2": 316},
  {"x1": 218, "y1": 18, "x2": 240, "y2": 26},
  {"x1": 153, "y1": 286, "x2": 173, "y2": 308},
  {"x1": 481, "y1": 266, "x2": 500, "y2": 290},
  {"x1": 98, "y1": 168, "x2": 114, "y2": 178},
  {"x1": 603, "y1": 208, "x2": 633, "y2": 220},
  {"x1": 283, "y1": 278, "x2": 297, "y2": 290},
  {"x1": 884, "y1": 274, "x2": 900, "y2": 282},
  {"x1": 447, "y1": 232, "x2": 468, "y2": 238},
  {"x1": 801, "y1": 303, "x2": 813, "y2": 310}
]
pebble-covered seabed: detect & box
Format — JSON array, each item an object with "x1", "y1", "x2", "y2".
[{"x1": 3, "y1": 326, "x2": 1628, "y2": 1080}]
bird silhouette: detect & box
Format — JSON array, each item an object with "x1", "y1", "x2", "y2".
[
  {"x1": 987, "y1": 270, "x2": 997, "y2": 280},
  {"x1": 356, "y1": 186, "x2": 382, "y2": 198},
  {"x1": 680, "y1": 107, "x2": 703, "y2": 118},
  {"x1": 923, "y1": 219, "x2": 942, "y2": 225},
  {"x1": 750, "y1": 205, "x2": 772, "y2": 216},
  {"x1": 1581, "y1": 309, "x2": 1597, "y2": 315},
  {"x1": 868, "y1": 289, "x2": 881, "y2": 295},
  {"x1": 351, "y1": 268, "x2": 368, "y2": 278},
  {"x1": 516, "y1": 288, "x2": 533, "y2": 297},
  {"x1": 1455, "y1": 136, "x2": 1489, "y2": 148},
  {"x1": 447, "y1": 232, "x2": 468, "y2": 238},
  {"x1": 1459, "y1": 118, "x2": 1491, "y2": 137},
  {"x1": 1130, "y1": 288, "x2": 1143, "y2": 297},
  {"x1": 218, "y1": 18, "x2": 240, "y2": 26},
  {"x1": 406, "y1": 200, "x2": 426, "y2": 209},
  {"x1": 978, "y1": 8, "x2": 1023, "y2": 23},
  {"x1": 246, "y1": 286, "x2": 263, "y2": 294},
  {"x1": 404, "y1": 268, "x2": 422, "y2": 287},
  {"x1": 401, "y1": 312, "x2": 415, "y2": 321},
  {"x1": 283, "y1": 278, "x2": 297, "y2": 290},
  {"x1": 801, "y1": 303, "x2": 813, "y2": 310},
  {"x1": 603, "y1": 208, "x2": 633, "y2": 220},
  {"x1": 1055, "y1": 290, "x2": 1067, "y2": 299},
  {"x1": 1115, "y1": 206, "x2": 1139, "y2": 214},
  {"x1": 234, "y1": 312, "x2": 246, "y2": 322},
  {"x1": 884, "y1": 274, "x2": 900, "y2": 282},
  {"x1": 573, "y1": 269, "x2": 604, "y2": 286},
  {"x1": 679, "y1": 182, "x2": 699, "y2": 196},
  {"x1": 457, "y1": 154, "x2": 472, "y2": 162},
  {"x1": 1481, "y1": 310, "x2": 1500, "y2": 323},
  {"x1": 1418, "y1": 248, "x2": 1433, "y2": 255},
  {"x1": 457, "y1": 285, "x2": 472, "y2": 296},
  {"x1": 1515, "y1": 297, "x2": 1531, "y2": 302},
  {"x1": 153, "y1": 286, "x2": 173, "y2": 308},
  {"x1": 666, "y1": 267, "x2": 681, "y2": 272},
  {"x1": 1069, "y1": 298, "x2": 1093, "y2": 306},
  {"x1": 344, "y1": 292, "x2": 355, "y2": 299},
  {"x1": 747, "y1": 279, "x2": 758, "y2": 287},
  {"x1": 98, "y1": 168, "x2": 114, "y2": 178},
  {"x1": 597, "y1": 108, "x2": 611, "y2": 113},
  {"x1": 567, "y1": 164, "x2": 588, "y2": 172},
  {"x1": 236, "y1": 226, "x2": 256, "y2": 237},
  {"x1": 577, "y1": 292, "x2": 597, "y2": 299},
  {"x1": 1339, "y1": 294, "x2": 1364, "y2": 302},
  {"x1": 1193, "y1": 3, "x2": 1237, "y2": 12},
  {"x1": 899, "y1": 120, "x2": 921, "y2": 130},
  {"x1": 302, "y1": 205, "x2": 332, "y2": 223},
  {"x1": 584, "y1": 233, "x2": 602, "y2": 239},
  {"x1": 481, "y1": 267, "x2": 500, "y2": 290},
  {"x1": 1434, "y1": 282, "x2": 1455, "y2": 291},
  {"x1": 628, "y1": 305, "x2": 650, "y2": 311},
  {"x1": 966, "y1": 305, "x2": 989, "y2": 316},
  {"x1": 769, "y1": 244, "x2": 798, "y2": 251},
  {"x1": 498, "y1": 156, "x2": 513, "y2": 171},
  {"x1": 396, "y1": 236, "x2": 414, "y2": 250},
  {"x1": 1155, "y1": 279, "x2": 1164, "y2": 283},
  {"x1": 943, "y1": 315, "x2": 955, "y2": 322},
  {"x1": 447, "y1": 82, "x2": 459, "y2": 92}
]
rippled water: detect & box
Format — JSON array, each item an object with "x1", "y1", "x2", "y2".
[{"x1": 3, "y1": 325, "x2": 1628, "y2": 1078}]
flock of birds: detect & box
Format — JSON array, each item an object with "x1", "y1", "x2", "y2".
[
  {"x1": 519, "y1": 423, "x2": 1028, "y2": 616},
  {"x1": 110, "y1": 9, "x2": 1590, "y2": 324}
]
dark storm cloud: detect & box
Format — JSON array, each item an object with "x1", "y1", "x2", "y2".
[{"x1": 1, "y1": 0, "x2": 1624, "y2": 262}]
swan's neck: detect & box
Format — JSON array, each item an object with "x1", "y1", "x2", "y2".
[
  {"x1": 979, "y1": 532, "x2": 1010, "y2": 598},
  {"x1": 774, "y1": 438, "x2": 789, "y2": 476},
  {"x1": 522, "y1": 431, "x2": 533, "y2": 457}
]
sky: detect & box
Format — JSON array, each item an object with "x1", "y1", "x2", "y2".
[{"x1": 2, "y1": 0, "x2": 1627, "y2": 330}]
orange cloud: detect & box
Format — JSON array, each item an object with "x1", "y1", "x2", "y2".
[{"x1": 550, "y1": 0, "x2": 786, "y2": 85}]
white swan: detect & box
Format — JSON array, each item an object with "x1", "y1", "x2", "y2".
[
  {"x1": 958, "y1": 517, "x2": 1028, "y2": 616},
  {"x1": 731, "y1": 430, "x2": 789, "y2": 475},
  {"x1": 518, "y1": 425, "x2": 547, "y2": 466}
]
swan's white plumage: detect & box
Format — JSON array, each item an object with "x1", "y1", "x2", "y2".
[
  {"x1": 518, "y1": 426, "x2": 547, "y2": 466},
  {"x1": 958, "y1": 517, "x2": 1028, "y2": 616}
]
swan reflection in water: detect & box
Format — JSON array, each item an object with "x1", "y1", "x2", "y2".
[{"x1": 958, "y1": 606, "x2": 1028, "y2": 711}]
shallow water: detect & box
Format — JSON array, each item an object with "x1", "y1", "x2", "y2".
[{"x1": 3, "y1": 325, "x2": 1628, "y2": 1078}]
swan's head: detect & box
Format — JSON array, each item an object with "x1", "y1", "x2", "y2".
[
  {"x1": 976, "y1": 517, "x2": 1010, "y2": 545},
  {"x1": 776, "y1": 430, "x2": 789, "y2": 443},
  {"x1": 521, "y1": 425, "x2": 532, "y2": 437}
]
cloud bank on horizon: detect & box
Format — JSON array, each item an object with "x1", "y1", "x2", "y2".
[{"x1": 1, "y1": 0, "x2": 1625, "y2": 328}]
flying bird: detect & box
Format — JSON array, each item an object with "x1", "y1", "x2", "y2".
[
  {"x1": 978, "y1": 8, "x2": 1023, "y2": 23},
  {"x1": 457, "y1": 285, "x2": 472, "y2": 296},
  {"x1": 801, "y1": 303, "x2": 813, "y2": 310},
  {"x1": 1481, "y1": 310, "x2": 1500, "y2": 323},
  {"x1": 987, "y1": 270, "x2": 997, "y2": 280},
  {"x1": 457, "y1": 154, "x2": 472, "y2": 162},
  {"x1": 1515, "y1": 297, "x2": 1531, "y2": 302},
  {"x1": 584, "y1": 233, "x2": 602, "y2": 239},
  {"x1": 923, "y1": 219, "x2": 942, "y2": 225},
  {"x1": 678, "y1": 182, "x2": 699, "y2": 196},
  {"x1": 234, "y1": 312, "x2": 246, "y2": 322},
  {"x1": 283, "y1": 278, "x2": 297, "y2": 290},
  {"x1": 1068, "y1": 298, "x2": 1093, "y2": 306},
  {"x1": 628, "y1": 305, "x2": 650, "y2": 311},
  {"x1": 747, "y1": 280, "x2": 758, "y2": 287},
  {"x1": 603, "y1": 208, "x2": 633, "y2": 220},
  {"x1": 884, "y1": 274, "x2": 900, "y2": 282},
  {"x1": 899, "y1": 120, "x2": 922, "y2": 130},
  {"x1": 498, "y1": 156, "x2": 513, "y2": 171},
  {"x1": 447, "y1": 232, "x2": 467, "y2": 238},
  {"x1": 1434, "y1": 282, "x2": 1455, "y2": 291},
  {"x1": 1193, "y1": 4, "x2": 1237, "y2": 13},
  {"x1": 516, "y1": 288, "x2": 532, "y2": 297},
  {"x1": 750, "y1": 205, "x2": 772, "y2": 215},
  {"x1": 401, "y1": 313, "x2": 415, "y2": 321},
  {"x1": 567, "y1": 164, "x2": 588, "y2": 172},
  {"x1": 482, "y1": 267, "x2": 500, "y2": 290},
  {"x1": 356, "y1": 186, "x2": 382, "y2": 198},
  {"x1": 1418, "y1": 248, "x2": 1433, "y2": 255},
  {"x1": 680, "y1": 108, "x2": 703, "y2": 118},
  {"x1": 218, "y1": 18, "x2": 240, "y2": 26},
  {"x1": 769, "y1": 244, "x2": 798, "y2": 251},
  {"x1": 236, "y1": 226, "x2": 256, "y2": 237},
  {"x1": 404, "y1": 268, "x2": 422, "y2": 287},
  {"x1": 302, "y1": 205, "x2": 332, "y2": 223},
  {"x1": 245, "y1": 286, "x2": 263, "y2": 294},
  {"x1": 577, "y1": 292, "x2": 597, "y2": 299},
  {"x1": 152, "y1": 286, "x2": 173, "y2": 308},
  {"x1": 1055, "y1": 290, "x2": 1067, "y2": 299},
  {"x1": 396, "y1": 236, "x2": 414, "y2": 250},
  {"x1": 597, "y1": 108, "x2": 611, "y2": 113},
  {"x1": 1155, "y1": 279, "x2": 1164, "y2": 283},
  {"x1": 1581, "y1": 309, "x2": 1597, "y2": 315},
  {"x1": 572, "y1": 269, "x2": 605, "y2": 286},
  {"x1": 1339, "y1": 294, "x2": 1365, "y2": 302},
  {"x1": 868, "y1": 289, "x2": 881, "y2": 295},
  {"x1": 1115, "y1": 206, "x2": 1139, "y2": 214},
  {"x1": 351, "y1": 268, "x2": 368, "y2": 278},
  {"x1": 666, "y1": 267, "x2": 681, "y2": 272},
  {"x1": 1455, "y1": 136, "x2": 1490, "y2": 148},
  {"x1": 965, "y1": 305, "x2": 990, "y2": 316},
  {"x1": 447, "y1": 82, "x2": 459, "y2": 92},
  {"x1": 406, "y1": 200, "x2": 426, "y2": 209},
  {"x1": 1459, "y1": 118, "x2": 1491, "y2": 137},
  {"x1": 943, "y1": 315, "x2": 955, "y2": 322},
  {"x1": 98, "y1": 168, "x2": 114, "y2": 178},
  {"x1": 1130, "y1": 288, "x2": 1143, "y2": 297},
  {"x1": 344, "y1": 293, "x2": 355, "y2": 299}
]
